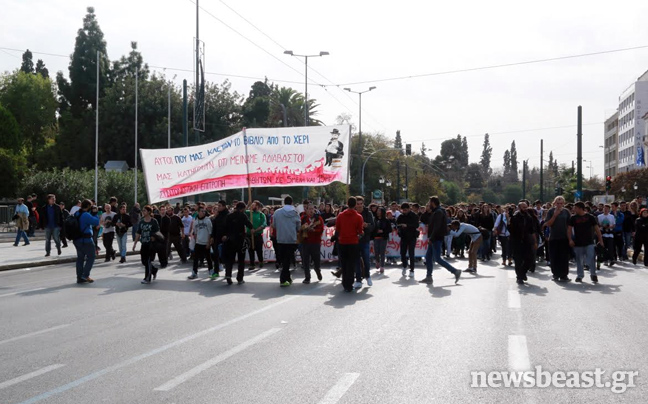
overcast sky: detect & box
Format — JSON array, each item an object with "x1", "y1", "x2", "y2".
[{"x1": 2, "y1": 0, "x2": 648, "y2": 178}]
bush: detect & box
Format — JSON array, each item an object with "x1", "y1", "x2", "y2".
[{"x1": 0, "y1": 148, "x2": 27, "y2": 198}]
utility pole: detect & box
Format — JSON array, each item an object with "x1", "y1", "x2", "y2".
[
  {"x1": 396, "y1": 160, "x2": 401, "y2": 202},
  {"x1": 522, "y1": 160, "x2": 527, "y2": 200},
  {"x1": 182, "y1": 79, "x2": 188, "y2": 204},
  {"x1": 405, "y1": 163, "x2": 409, "y2": 200},
  {"x1": 540, "y1": 139, "x2": 544, "y2": 202},
  {"x1": 576, "y1": 106, "x2": 583, "y2": 201}
]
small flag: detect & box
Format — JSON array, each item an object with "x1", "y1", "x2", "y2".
[{"x1": 637, "y1": 146, "x2": 645, "y2": 167}]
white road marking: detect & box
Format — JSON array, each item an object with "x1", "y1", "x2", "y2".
[
  {"x1": 154, "y1": 328, "x2": 281, "y2": 391},
  {"x1": 508, "y1": 335, "x2": 531, "y2": 371},
  {"x1": 17, "y1": 283, "x2": 330, "y2": 404},
  {"x1": 318, "y1": 373, "x2": 360, "y2": 404},
  {"x1": 0, "y1": 324, "x2": 70, "y2": 346},
  {"x1": 0, "y1": 288, "x2": 46, "y2": 298},
  {"x1": 508, "y1": 290, "x2": 521, "y2": 309},
  {"x1": 0, "y1": 364, "x2": 65, "y2": 390}
]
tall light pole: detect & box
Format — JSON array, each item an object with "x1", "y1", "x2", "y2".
[
  {"x1": 283, "y1": 50, "x2": 329, "y2": 126},
  {"x1": 343, "y1": 86, "x2": 376, "y2": 154}
]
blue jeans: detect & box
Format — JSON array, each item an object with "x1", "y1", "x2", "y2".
[
  {"x1": 45, "y1": 227, "x2": 61, "y2": 254},
  {"x1": 131, "y1": 222, "x2": 139, "y2": 241},
  {"x1": 15, "y1": 229, "x2": 29, "y2": 245},
  {"x1": 622, "y1": 232, "x2": 632, "y2": 260},
  {"x1": 478, "y1": 233, "x2": 491, "y2": 259},
  {"x1": 426, "y1": 240, "x2": 458, "y2": 277},
  {"x1": 116, "y1": 233, "x2": 128, "y2": 258},
  {"x1": 73, "y1": 239, "x2": 96, "y2": 280},
  {"x1": 373, "y1": 238, "x2": 387, "y2": 268},
  {"x1": 356, "y1": 241, "x2": 371, "y2": 281},
  {"x1": 573, "y1": 244, "x2": 596, "y2": 278}
]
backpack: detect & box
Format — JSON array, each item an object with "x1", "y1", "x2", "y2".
[{"x1": 64, "y1": 212, "x2": 86, "y2": 240}]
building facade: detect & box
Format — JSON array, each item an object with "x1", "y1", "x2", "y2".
[
  {"x1": 616, "y1": 70, "x2": 648, "y2": 172},
  {"x1": 604, "y1": 111, "x2": 618, "y2": 178}
]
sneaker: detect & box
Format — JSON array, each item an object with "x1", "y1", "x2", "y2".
[
  {"x1": 353, "y1": 281, "x2": 362, "y2": 289},
  {"x1": 316, "y1": 270, "x2": 322, "y2": 281},
  {"x1": 454, "y1": 270, "x2": 461, "y2": 284},
  {"x1": 209, "y1": 273, "x2": 219, "y2": 280},
  {"x1": 141, "y1": 279, "x2": 151, "y2": 284},
  {"x1": 280, "y1": 281, "x2": 291, "y2": 287},
  {"x1": 187, "y1": 273, "x2": 198, "y2": 280},
  {"x1": 77, "y1": 278, "x2": 88, "y2": 284},
  {"x1": 237, "y1": 280, "x2": 245, "y2": 285},
  {"x1": 302, "y1": 279, "x2": 311, "y2": 284},
  {"x1": 561, "y1": 277, "x2": 572, "y2": 282},
  {"x1": 85, "y1": 277, "x2": 94, "y2": 283},
  {"x1": 419, "y1": 276, "x2": 433, "y2": 284},
  {"x1": 463, "y1": 268, "x2": 473, "y2": 273},
  {"x1": 379, "y1": 267, "x2": 384, "y2": 274},
  {"x1": 575, "y1": 277, "x2": 583, "y2": 283},
  {"x1": 119, "y1": 257, "x2": 126, "y2": 263},
  {"x1": 402, "y1": 268, "x2": 407, "y2": 277},
  {"x1": 366, "y1": 277, "x2": 373, "y2": 286},
  {"x1": 591, "y1": 275, "x2": 599, "y2": 283},
  {"x1": 331, "y1": 270, "x2": 342, "y2": 279},
  {"x1": 409, "y1": 270, "x2": 415, "y2": 278}
]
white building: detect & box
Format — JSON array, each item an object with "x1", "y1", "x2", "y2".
[
  {"x1": 604, "y1": 111, "x2": 618, "y2": 178},
  {"x1": 617, "y1": 70, "x2": 648, "y2": 172}
]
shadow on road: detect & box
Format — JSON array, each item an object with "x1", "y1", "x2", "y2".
[{"x1": 324, "y1": 288, "x2": 373, "y2": 309}]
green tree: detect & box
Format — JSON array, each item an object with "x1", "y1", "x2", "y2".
[
  {"x1": 503, "y1": 149, "x2": 511, "y2": 179},
  {"x1": 35, "y1": 59, "x2": 49, "y2": 79},
  {"x1": 0, "y1": 149, "x2": 27, "y2": 198},
  {"x1": 0, "y1": 71, "x2": 58, "y2": 164},
  {"x1": 20, "y1": 49, "x2": 34, "y2": 73},
  {"x1": 111, "y1": 41, "x2": 149, "y2": 83},
  {"x1": 268, "y1": 86, "x2": 321, "y2": 127},
  {"x1": 443, "y1": 181, "x2": 464, "y2": 205},
  {"x1": 242, "y1": 80, "x2": 272, "y2": 127},
  {"x1": 480, "y1": 133, "x2": 492, "y2": 178},
  {"x1": 394, "y1": 130, "x2": 403, "y2": 151},
  {"x1": 481, "y1": 188, "x2": 499, "y2": 204},
  {"x1": 510, "y1": 140, "x2": 518, "y2": 181},
  {"x1": 0, "y1": 104, "x2": 21, "y2": 153},
  {"x1": 461, "y1": 135, "x2": 469, "y2": 166},
  {"x1": 503, "y1": 184, "x2": 522, "y2": 203},
  {"x1": 411, "y1": 173, "x2": 445, "y2": 204},
  {"x1": 433, "y1": 136, "x2": 464, "y2": 183},
  {"x1": 466, "y1": 163, "x2": 484, "y2": 190},
  {"x1": 420, "y1": 142, "x2": 427, "y2": 157}
]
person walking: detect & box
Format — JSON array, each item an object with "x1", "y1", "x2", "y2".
[
  {"x1": 99, "y1": 204, "x2": 117, "y2": 262},
  {"x1": 39, "y1": 194, "x2": 63, "y2": 257},
  {"x1": 509, "y1": 201, "x2": 537, "y2": 284},
  {"x1": 336, "y1": 197, "x2": 364, "y2": 292},
  {"x1": 300, "y1": 204, "x2": 324, "y2": 283},
  {"x1": 420, "y1": 196, "x2": 462, "y2": 285},
  {"x1": 632, "y1": 208, "x2": 648, "y2": 266},
  {"x1": 13, "y1": 198, "x2": 30, "y2": 246},
  {"x1": 113, "y1": 204, "x2": 132, "y2": 263},
  {"x1": 188, "y1": 206, "x2": 213, "y2": 280},
  {"x1": 567, "y1": 201, "x2": 604, "y2": 283},
  {"x1": 611, "y1": 202, "x2": 625, "y2": 262},
  {"x1": 354, "y1": 196, "x2": 375, "y2": 289},
  {"x1": 544, "y1": 196, "x2": 571, "y2": 282},
  {"x1": 59, "y1": 201, "x2": 69, "y2": 248},
  {"x1": 622, "y1": 201, "x2": 637, "y2": 262},
  {"x1": 163, "y1": 205, "x2": 187, "y2": 265},
  {"x1": 373, "y1": 207, "x2": 391, "y2": 274},
  {"x1": 396, "y1": 202, "x2": 420, "y2": 278},
  {"x1": 272, "y1": 196, "x2": 301, "y2": 287},
  {"x1": 130, "y1": 203, "x2": 141, "y2": 241},
  {"x1": 132, "y1": 205, "x2": 161, "y2": 284},
  {"x1": 222, "y1": 202, "x2": 254, "y2": 285},
  {"x1": 181, "y1": 207, "x2": 194, "y2": 260},
  {"x1": 494, "y1": 205, "x2": 511, "y2": 266},
  {"x1": 210, "y1": 201, "x2": 229, "y2": 277},
  {"x1": 246, "y1": 201, "x2": 267, "y2": 271},
  {"x1": 597, "y1": 205, "x2": 616, "y2": 266},
  {"x1": 73, "y1": 199, "x2": 100, "y2": 284}
]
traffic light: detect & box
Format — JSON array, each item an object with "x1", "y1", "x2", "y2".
[
  {"x1": 405, "y1": 144, "x2": 412, "y2": 156},
  {"x1": 606, "y1": 176, "x2": 612, "y2": 192},
  {"x1": 555, "y1": 186, "x2": 563, "y2": 196}
]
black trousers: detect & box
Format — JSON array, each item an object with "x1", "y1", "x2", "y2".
[
  {"x1": 225, "y1": 240, "x2": 245, "y2": 281},
  {"x1": 549, "y1": 239, "x2": 570, "y2": 279},
  {"x1": 512, "y1": 241, "x2": 534, "y2": 280},
  {"x1": 302, "y1": 242, "x2": 321, "y2": 280},
  {"x1": 603, "y1": 237, "x2": 615, "y2": 262},
  {"x1": 211, "y1": 240, "x2": 222, "y2": 269},
  {"x1": 632, "y1": 238, "x2": 648, "y2": 266},
  {"x1": 192, "y1": 244, "x2": 213, "y2": 274},
  {"x1": 247, "y1": 234, "x2": 264, "y2": 267},
  {"x1": 103, "y1": 232, "x2": 115, "y2": 258},
  {"x1": 498, "y1": 236, "x2": 511, "y2": 261},
  {"x1": 400, "y1": 237, "x2": 416, "y2": 270},
  {"x1": 339, "y1": 243, "x2": 359, "y2": 291},
  {"x1": 613, "y1": 232, "x2": 624, "y2": 261},
  {"x1": 277, "y1": 243, "x2": 297, "y2": 283},
  {"x1": 167, "y1": 235, "x2": 186, "y2": 262},
  {"x1": 140, "y1": 242, "x2": 157, "y2": 281}
]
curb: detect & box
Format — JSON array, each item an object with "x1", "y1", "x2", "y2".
[{"x1": 0, "y1": 250, "x2": 141, "y2": 272}]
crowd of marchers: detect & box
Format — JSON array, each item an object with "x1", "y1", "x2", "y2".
[{"x1": 11, "y1": 193, "x2": 648, "y2": 288}]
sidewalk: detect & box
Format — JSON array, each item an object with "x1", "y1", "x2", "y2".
[{"x1": 0, "y1": 233, "x2": 139, "y2": 271}]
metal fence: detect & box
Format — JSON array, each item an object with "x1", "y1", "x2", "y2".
[{"x1": 0, "y1": 205, "x2": 16, "y2": 232}]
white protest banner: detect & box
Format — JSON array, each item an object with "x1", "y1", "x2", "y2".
[
  {"x1": 140, "y1": 125, "x2": 351, "y2": 203},
  {"x1": 253, "y1": 224, "x2": 430, "y2": 263}
]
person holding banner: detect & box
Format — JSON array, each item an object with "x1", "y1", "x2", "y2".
[
  {"x1": 300, "y1": 204, "x2": 324, "y2": 283},
  {"x1": 222, "y1": 202, "x2": 254, "y2": 285},
  {"x1": 272, "y1": 196, "x2": 301, "y2": 287},
  {"x1": 246, "y1": 201, "x2": 267, "y2": 271}
]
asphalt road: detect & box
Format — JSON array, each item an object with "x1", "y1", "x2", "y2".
[{"x1": 1, "y1": 253, "x2": 647, "y2": 403}]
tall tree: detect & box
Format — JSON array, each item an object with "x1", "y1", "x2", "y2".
[
  {"x1": 111, "y1": 41, "x2": 149, "y2": 83},
  {"x1": 242, "y1": 80, "x2": 272, "y2": 127},
  {"x1": 20, "y1": 49, "x2": 34, "y2": 74},
  {"x1": 466, "y1": 163, "x2": 484, "y2": 189},
  {"x1": 480, "y1": 133, "x2": 492, "y2": 177},
  {"x1": 510, "y1": 140, "x2": 518, "y2": 181},
  {"x1": 35, "y1": 59, "x2": 49, "y2": 79},
  {"x1": 503, "y1": 149, "x2": 511, "y2": 179},
  {"x1": 394, "y1": 130, "x2": 403, "y2": 151},
  {"x1": 420, "y1": 142, "x2": 427, "y2": 157},
  {"x1": 0, "y1": 104, "x2": 21, "y2": 153},
  {"x1": 460, "y1": 135, "x2": 469, "y2": 166}
]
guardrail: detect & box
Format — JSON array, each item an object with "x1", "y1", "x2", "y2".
[{"x1": 0, "y1": 205, "x2": 17, "y2": 232}]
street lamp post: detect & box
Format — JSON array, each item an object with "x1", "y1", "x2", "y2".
[
  {"x1": 283, "y1": 50, "x2": 329, "y2": 126},
  {"x1": 361, "y1": 148, "x2": 400, "y2": 197},
  {"x1": 343, "y1": 86, "x2": 377, "y2": 156}
]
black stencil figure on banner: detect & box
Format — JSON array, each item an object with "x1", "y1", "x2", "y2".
[{"x1": 325, "y1": 128, "x2": 345, "y2": 167}]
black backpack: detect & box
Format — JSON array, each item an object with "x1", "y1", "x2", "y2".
[{"x1": 64, "y1": 212, "x2": 86, "y2": 240}]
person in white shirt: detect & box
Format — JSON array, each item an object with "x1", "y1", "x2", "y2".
[
  {"x1": 390, "y1": 202, "x2": 401, "y2": 219},
  {"x1": 493, "y1": 205, "x2": 512, "y2": 266},
  {"x1": 69, "y1": 200, "x2": 82, "y2": 216},
  {"x1": 597, "y1": 204, "x2": 616, "y2": 266},
  {"x1": 100, "y1": 204, "x2": 116, "y2": 262},
  {"x1": 181, "y1": 207, "x2": 194, "y2": 260},
  {"x1": 449, "y1": 221, "x2": 483, "y2": 273}
]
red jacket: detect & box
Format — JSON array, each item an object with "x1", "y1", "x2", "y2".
[
  {"x1": 336, "y1": 208, "x2": 364, "y2": 244},
  {"x1": 301, "y1": 214, "x2": 324, "y2": 244}
]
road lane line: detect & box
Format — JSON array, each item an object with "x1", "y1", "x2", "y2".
[
  {"x1": 0, "y1": 288, "x2": 46, "y2": 298},
  {"x1": 0, "y1": 364, "x2": 65, "y2": 390},
  {"x1": 17, "y1": 283, "x2": 330, "y2": 404},
  {"x1": 508, "y1": 290, "x2": 521, "y2": 309},
  {"x1": 154, "y1": 328, "x2": 281, "y2": 391},
  {"x1": 318, "y1": 373, "x2": 360, "y2": 404},
  {"x1": 0, "y1": 324, "x2": 70, "y2": 346},
  {"x1": 508, "y1": 335, "x2": 530, "y2": 371}
]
